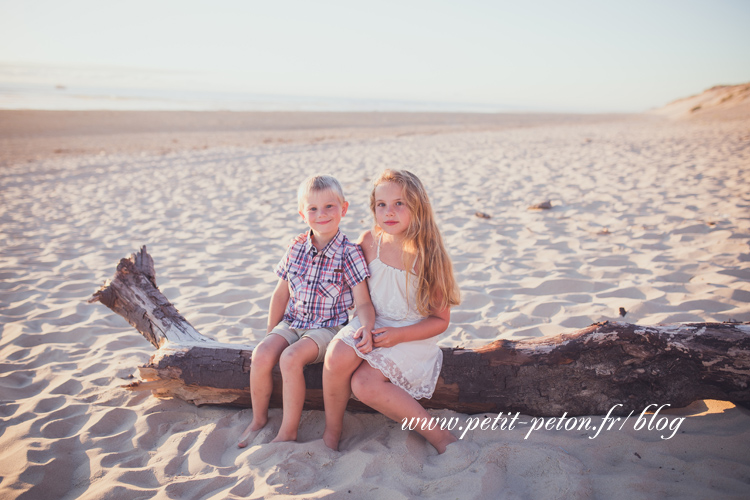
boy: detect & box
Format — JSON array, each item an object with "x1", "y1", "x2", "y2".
[{"x1": 238, "y1": 174, "x2": 375, "y2": 446}]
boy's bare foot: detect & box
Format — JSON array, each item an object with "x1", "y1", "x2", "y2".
[
  {"x1": 237, "y1": 418, "x2": 268, "y2": 448},
  {"x1": 270, "y1": 429, "x2": 297, "y2": 443}
]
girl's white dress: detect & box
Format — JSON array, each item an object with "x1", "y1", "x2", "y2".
[{"x1": 334, "y1": 236, "x2": 443, "y2": 399}]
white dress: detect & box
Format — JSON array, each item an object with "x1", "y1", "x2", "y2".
[{"x1": 334, "y1": 236, "x2": 443, "y2": 399}]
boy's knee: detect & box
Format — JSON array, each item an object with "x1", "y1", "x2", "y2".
[
  {"x1": 278, "y1": 348, "x2": 298, "y2": 372},
  {"x1": 251, "y1": 345, "x2": 267, "y2": 366},
  {"x1": 279, "y1": 344, "x2": 316, "y2": 373},
  {"x1": 252, "y1": 340, "x2": 280, "y2": 369}
]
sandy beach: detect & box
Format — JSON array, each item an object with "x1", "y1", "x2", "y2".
[{"x1": 1, "y1": 104, "x2": 749, "y2": 498}]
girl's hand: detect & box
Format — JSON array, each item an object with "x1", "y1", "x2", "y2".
[
  {"x1": 353, "y1": 326, "x2": 373, "y2": 354},
  {"x1": 371, "y1": 327, "x2": 401, "y2": 349},
  {"x1": 291, "y1": 232, "x2": 308, "y2": 245}
]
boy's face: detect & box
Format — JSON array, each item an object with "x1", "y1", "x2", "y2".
[{"x1": 299, "y1": 189, "x2": 348, "y2": 239}]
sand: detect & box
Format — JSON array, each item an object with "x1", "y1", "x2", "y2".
[
  {"x1": 1, "y1": 108, "x2": 749, "y2": 499},
  {"x1": 0, "y1": 110, "x2": 629, "y2": 167}
]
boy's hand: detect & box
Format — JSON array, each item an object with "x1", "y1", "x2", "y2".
[{"x1": 353, "y1": 326, "x2": 373, "y2": 354}]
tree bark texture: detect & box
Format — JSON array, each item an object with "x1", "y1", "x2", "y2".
[{"x1": 90, "y1": 247, "x2": 750, "y2": 416}]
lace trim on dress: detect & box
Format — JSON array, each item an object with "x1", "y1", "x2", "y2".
[{"x1": 340, "y1": 334, "x2": 442, "y2": 400}]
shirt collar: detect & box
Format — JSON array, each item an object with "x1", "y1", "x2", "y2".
[{"x1": 304, "y1": 229, "x2": 343, "y2": 259}]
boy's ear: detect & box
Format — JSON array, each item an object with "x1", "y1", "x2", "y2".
[
  {"x1": 298, "y1": 210, "x2": 306, "y2": 222},
  {"x1": 341, "y1": 201, "x2": 349, "y2": 217}
]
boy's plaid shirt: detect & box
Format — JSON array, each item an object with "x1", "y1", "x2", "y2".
[{"x1": 275, "y1": 230, "x2": 370, "y2": 329}]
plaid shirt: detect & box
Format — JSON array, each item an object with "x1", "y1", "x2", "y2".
[{"x1": 275, "y1": 229, "x2": 370, "y2": 329}]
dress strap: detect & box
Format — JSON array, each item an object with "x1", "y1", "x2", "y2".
[{"x1": 376, "y1": 232, "x2": 383, "y2": 259}]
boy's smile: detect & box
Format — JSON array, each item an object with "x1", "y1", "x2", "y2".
[{"x1": 299, "y1": 189, "x2": 348, "y2": 248}]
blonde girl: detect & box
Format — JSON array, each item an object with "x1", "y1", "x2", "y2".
[{"x1": 322, "y1": 169, "x2": 460, "y2": 454}]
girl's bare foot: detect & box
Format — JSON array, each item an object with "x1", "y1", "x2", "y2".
[
  {"x1": 322, "y1": 427, "x2": 341, "y2": 451},
  {"x1": 434, "y1": 433, "x2": 458, "y2": 454},
  {"x1": 237, "y1": 417, "x2": 268, "y2": 448}
]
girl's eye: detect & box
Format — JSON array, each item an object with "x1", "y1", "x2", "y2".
[
  {"x1": 396, "y1": 201, "x2": 403, "y2": 206},
  {"x1": 377, "y1": 202, "x2": 385, "y2": 207}
]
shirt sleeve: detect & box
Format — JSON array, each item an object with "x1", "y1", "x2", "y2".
[
  {"x1": 275, "y1": 242, "x2": 294, "y2": 280},
  {"x1": 342, "y1": 244, "x2": 370, "y2": 288}
]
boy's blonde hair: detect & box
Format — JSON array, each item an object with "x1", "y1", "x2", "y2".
[
  {"x1": 370, "y1": 169, "x2": 460, "y2": 315},
  {"x1": 297, "y1": 174, "x2": 346, "y2": 210}
]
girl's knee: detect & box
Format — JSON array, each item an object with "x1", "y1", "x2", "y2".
[{"x1": 350, "y1": 370, "x2": 378, "y2": 402}]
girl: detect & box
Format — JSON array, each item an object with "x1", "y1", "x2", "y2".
[{"x1": 322, "y1": 169, "x2": 461, "y2": 454}]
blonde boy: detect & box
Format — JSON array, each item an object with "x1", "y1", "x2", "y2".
[{"x1": 238, "y1": 174, "x2": 375, "y2": 445}]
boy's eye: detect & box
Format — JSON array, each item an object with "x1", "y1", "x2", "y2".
[
  {"x1": 326, "y1": 205, "x2": 333, "y2": 209},
  {"x1": 309, "y1": 207, "x2": 317, "y2": 211}
]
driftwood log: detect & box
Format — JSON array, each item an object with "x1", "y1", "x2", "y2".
[{"x1": 90, "y1": 247, "x2": 750, "y2": 416}]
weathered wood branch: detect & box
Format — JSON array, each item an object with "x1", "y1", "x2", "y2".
[{"x1": 90, "y1": 247, "x2": 750, "y2": 416}]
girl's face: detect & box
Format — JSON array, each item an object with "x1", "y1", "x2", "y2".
[{"x1": 374, "y1": 182, "x2": 411, "y2": 236}]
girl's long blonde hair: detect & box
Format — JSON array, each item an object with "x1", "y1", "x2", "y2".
[{"x1": 370, "y1": 169, "x2": 460, "y2": 315}]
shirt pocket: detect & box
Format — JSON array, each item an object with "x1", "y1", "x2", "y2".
[
  {"x1": 288, "y1": 273, "x2": 306, "y2": 299},
  {"x1": 317, "y1": 276, "x2": 344, "y2": 302}
]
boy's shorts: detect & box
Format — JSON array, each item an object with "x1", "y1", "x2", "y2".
[{"x1": 268, "y1": 321, "x2": 343, "y2": 363}]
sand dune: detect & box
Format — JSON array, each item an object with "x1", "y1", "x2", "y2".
[
  {"x1": 1, "y1": 108, "x2": 749, "y2": 499},
  {"x1": 652, "y1": 82, "x2": 750, "y2": 121}
]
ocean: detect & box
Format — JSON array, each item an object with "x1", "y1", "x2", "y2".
[
  {"x1": 0, "y1": 63, "x2": 513, "y2": 113},
  {"x1": 0, "y1": 83, "x2": 514, "y2": 113}
]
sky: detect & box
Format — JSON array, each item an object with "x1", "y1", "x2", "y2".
[{"x1": 1, "y1": 0, "x2": 749, "y2": 112}]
